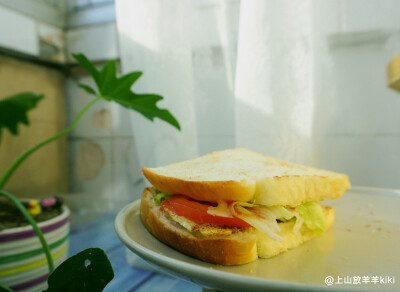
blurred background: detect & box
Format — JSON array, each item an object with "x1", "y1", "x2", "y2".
[{"x1": 1, "y1": 0, "x2": 400, "y2": 212}]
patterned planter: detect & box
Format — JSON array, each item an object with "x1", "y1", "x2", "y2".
[{"x1": 0, "y1": 205, "x2": 70, "y2": 292}]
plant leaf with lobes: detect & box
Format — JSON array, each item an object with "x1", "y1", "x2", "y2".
[
  {"x1": 44, "y1": 248, "x2": 114, "y2": 292},
  {"x1": 111, "y1": 93, "x2": 180, "y2": 130},
  {"x1": 0, "y1": 93, "x2": 44, "y2": 140},
  {"x1": 72, "y1": 53, "x2": 180, "y2": 130}
]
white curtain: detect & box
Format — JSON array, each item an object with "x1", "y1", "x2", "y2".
[{"x1": 115, "y1": 0, "x2": 400, "y2": 189}]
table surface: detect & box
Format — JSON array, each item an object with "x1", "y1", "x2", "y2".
[{"x1": 69, "y1": 213, "x2": 201, "y2": 292}]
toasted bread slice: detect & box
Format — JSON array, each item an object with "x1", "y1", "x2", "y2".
[
  {"x1": 142, "y1": 148, "x2": 350, "y2": 206},
  {"x1": 140, "y1": 188, "x2": 335, "y2": 265}
]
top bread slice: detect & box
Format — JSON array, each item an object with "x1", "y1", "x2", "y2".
[{"x1": 142, "y1": 148, "x2": 350, "y2": 206}]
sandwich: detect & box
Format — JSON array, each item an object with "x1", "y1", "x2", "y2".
[{"x1": 140, "y1": 148, "x2": 350, "y2": 265}]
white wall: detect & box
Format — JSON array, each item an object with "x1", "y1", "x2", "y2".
[
  {"x1": 311, "y1": 0, "x2": 400, "y2": 188},
  {"x1": 0, "y1": 5, "x2": 65, "y2": 61}
]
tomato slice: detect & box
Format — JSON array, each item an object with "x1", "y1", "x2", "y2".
[{"x1": 161, "y1": 195, "x2": 251, "y2": 228}]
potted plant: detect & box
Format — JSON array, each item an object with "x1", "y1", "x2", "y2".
[{"x1": 0, "y1": 54, "x2": 180, "y2": 291}]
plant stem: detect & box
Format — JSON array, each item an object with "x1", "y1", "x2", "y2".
[
  {"x1": 0, "y1": 96, "x2": 101, "y2": 189},
  {"x1": 0, "y1": 190, "x2": 55, "y2": 273}
]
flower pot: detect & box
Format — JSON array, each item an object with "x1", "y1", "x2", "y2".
[{"x1": 0, "y1": 204, "x2": 70, "y2": 292}]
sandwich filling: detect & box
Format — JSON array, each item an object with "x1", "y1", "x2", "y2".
[{"x1": 154, "y1": 192, "x2": 327, "y2": 242}]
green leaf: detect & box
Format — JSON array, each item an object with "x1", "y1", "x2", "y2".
[
  {"x1": 72, "y1": 53, "x2": 100, "y2": 86},
  {"x1": 72, "y1": 53, "x2": 180, "y2": 130},
  {"x1": 154, "y1": 192, "x2": 172, "y2": 206},
  {"x1": 78, "y1": 84, "x2": 97, "y2": 96},
  {"x1": 0, "y1": 93, "x2": 44, "y2": 140},
  {"x1": 44, "y1": 248, "x2": 114, "y2": 292},
  {"x1": 295, "y1": 202, "x2": 326, "y2": 235},
  {"x1": 98, "y1": 60, "x2": 117, "y2": 93},
  {"x1": 105, "y1": 71, "x2": 142, "y2": 99},
  {"x1": 0, "y1": 283, "x2": 13, "y2": 292},
  {"x1": 114, "y1": 93, "x2": 181, "y2": 130}
]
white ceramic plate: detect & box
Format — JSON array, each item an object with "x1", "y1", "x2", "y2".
[{"x1": 115, "y1": 187, "x2": 400, "y2": 291}]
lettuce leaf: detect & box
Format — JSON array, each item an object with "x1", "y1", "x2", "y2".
[
  {"x1": 295, "y1": 202, "x2": 326, "y2": 235},
  {"x1": 233, "y1": 201, "x2": 325, "y2": 241},
  {"x1": 154, "y1": 193, "x2": 172, "y2": 206}
]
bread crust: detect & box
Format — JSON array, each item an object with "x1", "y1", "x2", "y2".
[
  {"x1": 143, "y1": 167, "x2": 255, "y2": 202},
  {"x1": 142, "y1": 148, "x2": 350, "y2": 205},
  {"x1": 140, "y1": 187, "x2": 257, "y2": 265},
  {"x1": 140, "y1": 187, "x2": 335, "y2": 265}
]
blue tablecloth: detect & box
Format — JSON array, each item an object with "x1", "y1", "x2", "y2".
[{"x1": 69, "y1": 213, "x2": 201, "y2": 292}]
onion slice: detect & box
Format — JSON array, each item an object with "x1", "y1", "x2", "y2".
[
  {"x1": 230, "y1": 203, "x2": 284, "y2": 242},
  {"x1": 229, "y1": 202, "x2": 307, "y2": 242}
]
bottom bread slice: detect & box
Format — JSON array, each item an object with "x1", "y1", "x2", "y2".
[{"x1": 140, "y1": 187, "x2": 335, "y2": 265}]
